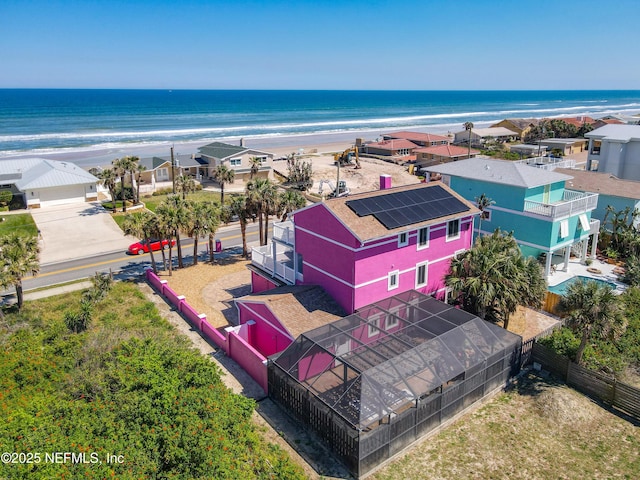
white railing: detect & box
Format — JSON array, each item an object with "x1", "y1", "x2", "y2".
[
  {"x1": 515, "y1": 156, "x2": 576, "y2": 170},
  {"x1": 273, "y1": 221, "x2": 294, "y2": 245},
  {"x1": 524, "y1": 189, "x2": 598, "y2": 219},
  {"x1": 250, "y1": 244, "x2": 295, "y2": 284}
]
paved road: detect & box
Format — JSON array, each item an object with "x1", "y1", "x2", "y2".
[{"x1": 3, "y1": 222, "x2": 268, "y2": 299}]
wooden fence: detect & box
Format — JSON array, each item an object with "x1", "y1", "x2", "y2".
[{"x1": 531, "y1": 343, "x2": 640, "y2": 421}]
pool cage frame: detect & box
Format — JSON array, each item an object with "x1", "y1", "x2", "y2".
[{"x1": 268, "y1": 290, "x2": 522, "y2": 478}]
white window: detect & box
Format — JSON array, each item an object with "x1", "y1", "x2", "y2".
[
  {"x1": 257, "y1": 156, "x2": 268, "y2": 164},
  {"x1": 388, "y1": 270, "x2": 399, "y2": 291},
  {"x1": 482, "y1": 209, "x2": 492, "y2": 222},
  {"x1": 559, "y1": 219, "x2": 569, "y2": 238},
  {"x1": 578, "y1": 213, "x2": 589, "y2": 231},
  {"x1": 367, "y1": 315, "x2": 381, "y2": 338},
  {"x1": 385, "y1": 314, "x2": 399, "y2": 330},
  {"x1": 447, "y1": 219, "x2": 460, "y2": 241},
  {"x1": 230, "y1": 158, "x2": 242, "y2": 166},
  {"x1": 417, "y1": 226, "x2": 429, "y2": 250},
  {"x1": 398, "y1": 232, "x2": 408, "y2": 247},
  {"x1": 416, "y1": 262, "x2": 428, "y2": 288},
  {"x1": 157, "y1": 167, "x2": 169, "y2": 180}
]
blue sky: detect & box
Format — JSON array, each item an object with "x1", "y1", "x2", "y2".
[{"x1": 2, "y1": 0, "x2": 639, "y2": 90}]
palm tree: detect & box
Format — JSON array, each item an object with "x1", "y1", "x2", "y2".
[
  {"x1": 474, "y1": 193, "x2": 495, "y2": 239},
  {"x1": 112, "y1": 157, "x2": 130, "y2": 213},
  {"x1": 246, "y1": 178, "x2": 277, "y2": 245},
  {"x1": 176, "y1": 174, "x2": 197, "y2": 200},
  {"x1": 134, "y1": 163, "x2": 147, "y2": 205},
  {"x1": 249, "y1": 156, "x2": 262, "y2": 180},
  {"x1": 187, "y1": 201, "x2": 208, "y2": 266},
  {"x1": 278, "y1": 190, "x2": 306, "y2": 221},
  {"x1": 227, "y1": 195, "x2": 256, "y2": 258},
  {"x1": 123, "y1": 156, "x2": 140, "y2": 204},
  {"x1": 212, "y1": 164, "x2": 235, "y2": 205},
  {"x1": 463, "y1": 121, "x2": 474, "y2": 157},
  {"x1": 202, "y1": 202, "x2": 221, "y2": 263},
  {"x1": 0, "y1": 232, "x2": 39, "y2": 310},
  {"x1": 558, "y1": 279, "x2": 625, "y2": 365},
  {"x1": 122, "y1": 211, "x2": 159, "y2": 273},
  {"x1": 99, "y1": 168, "x2": 118, "y2": 213},
  {"x1": 160, "y1": 195, "x2": 189, "y2": 269},
  {"x1": 445, "y1": 230, "x2": 546, "y2": 329}
]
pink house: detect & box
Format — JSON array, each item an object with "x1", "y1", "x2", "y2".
[
  {"x1": 235, "y1": 285, "x2": 345, "y2": 358},
  {"x1": 250, "y1": 181, "x2": 479, "y2": 315}
]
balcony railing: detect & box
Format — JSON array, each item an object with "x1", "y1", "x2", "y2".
[
  {"x1": 250, "y1": 244, "x2": 295, "y2": 284},
  {"x1": 524, "y1": 189, "x2": 598, "y2": 219},
  {"x1": 515, "y1": 156, "x2": 576, "y2": 170},
  {"x1": 273, "y1": 221, "x2": 294, "y2": 245}
]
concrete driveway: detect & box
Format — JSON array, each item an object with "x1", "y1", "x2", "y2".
[{"x1": 31, "y1": 202, "x2": 133, "y2": 265}]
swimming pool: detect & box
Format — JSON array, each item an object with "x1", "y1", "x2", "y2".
[{"x1": 548, "y1": 276, "x2": 617, "y2": 296}]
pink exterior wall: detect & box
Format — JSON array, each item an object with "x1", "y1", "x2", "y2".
[
  {"x1": 251, "y1": 270, "x2": 279, "y2": 294},
  {"x1": 293, "y1": 204, "x2": 360, "y2": 248},
  {"x1": 237, "y1": 302, "x2": 294, "y2": 357}
]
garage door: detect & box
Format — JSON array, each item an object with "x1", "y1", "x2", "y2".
[{"x1": 37, "y1": 185, "x2": 86, "y2": 207}]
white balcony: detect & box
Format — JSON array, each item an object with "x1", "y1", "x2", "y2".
[
  {"x1": 524, "y1": 189, "x2": 598, "y2": 220},
  {"x1": 273, "y1": 221, "x2": 294, "y2": 245},
  {"x1": 515, "y1": 156, "x2": 576, "y2": 170},
  {"x1": 251, "y1": 243, "x2": 295, "y2": 284}
]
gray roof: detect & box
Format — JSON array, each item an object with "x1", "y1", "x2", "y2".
[
  {"x1": 138, "y1": 157, "x2": 171, "y2": 171},
  {"x1": 539, "y1": 138, "x2": 587, "y2": 146},
  {"x1": 426, "y1": 158, "x2": 573, "y2": 188},
  {"x1": 585, "y1": 124, "x2": 640, "y2": 142},
  {"x1": 198, "y1": 141, "x2": 273, "y2": 160},
  {"x1": 0, "y1": 158, "x2": 97, "y2": 190},
  {"x1": 139, "y1": 153, "x2": 206, "y2": 170},
  {"x1": 455, "y1": 127, "x2": 517, "y2": 137}
]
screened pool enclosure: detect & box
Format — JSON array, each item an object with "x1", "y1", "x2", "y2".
[{"x1": 268, "y1": 290, "x2": 522, "y2": 477}]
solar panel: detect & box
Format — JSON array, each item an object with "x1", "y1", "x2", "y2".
[{"x1": 346, "y1": 185, "x2": 469, "y2": 230}]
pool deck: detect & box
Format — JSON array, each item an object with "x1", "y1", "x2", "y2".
[{"x1": 547, "y1": 257, "x2": 627, "y2": 294}]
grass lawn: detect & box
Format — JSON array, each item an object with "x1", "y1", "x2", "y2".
[
  {"x1": 373, "y1": 372, "x2": 640, "y2": 480},
  {"x1": 142, "y1": 190, "x2": 222, "y2": 212},
  {"x1": 0, "y1": 213, "x2": 38, "y2": 236}
]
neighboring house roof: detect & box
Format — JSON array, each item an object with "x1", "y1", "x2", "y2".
[
  {"x1": 313, "y1": 182, "x2": 478, "y2": 243},
  {"x1": 493, "y1": 118, "x2": 539, "y2": 130},
  {"x1": 585, "y1": 124, "x2": 640, "y2": 142},
  {"x1": 384, "y1": 131, "x2": 450, "y2": 144},
  {"x1": 0, "y1": 158, "x2": 97, "y2": 190},
  {"x1": 559, "y1": 116, "x2": 595, "y2": 128},
  {"x1": 426, "y1": 158, "x2": 573, "y2": 188},
  {"x1": 539, "y1": 138, "x2": 587, "y2": 146},
  {"x1": 414, "y1": 144, "x2": 480, "y2": 157},
  {"x1": 365, "y1": 139, "x2": 418, "y2": 151},
  {"x1": 237, "y1": 285, "x2": 346, "y2": 339},
  {"x1": 456, "y1": 127, "x2": 517, "y2": 138},
  {"x1": 138, "y1": 157, "x2": 172, "y2": 171},
  {"x1": 198, "y1": 141, "x2": 273, "y2": 160},
  {"x1": 555, "y1": 168, "x2": 640, "y2": 200}
]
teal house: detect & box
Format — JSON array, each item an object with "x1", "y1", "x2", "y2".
[{"x1": 426, "y1": 159, "x2": 599, "y2": 279}]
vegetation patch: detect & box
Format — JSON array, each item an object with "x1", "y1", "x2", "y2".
[
  {"x1": 0, "y1": 281, "x2": 305, "y2": 479},
  {"x1": 142, "y1": 190, "x2": 220, "y2": 213},
  {"x1": 0, "y1": 214, "x2": 38, "y2": 237}
]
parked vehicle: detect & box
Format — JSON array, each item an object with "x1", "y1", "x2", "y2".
[{"x1": 128, "y1": 238, "x2": 175, "y2": 255}]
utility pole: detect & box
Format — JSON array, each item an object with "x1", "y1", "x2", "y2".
[{"x1": 171, "y1": 146, "x2": 176, "y2": 194}]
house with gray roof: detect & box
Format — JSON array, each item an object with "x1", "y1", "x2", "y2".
[
  {"x1": 198, "y1": 141, "x2": 274, "y2": 184},
  {"x1": 137, "y1": 153, "x2": 208, "y2": 192},
  {"x1": 453, "y1": 127, "x2": 517, "y2": 148},
  {"x1": 425, "y1": 158, "x2": 600, "y2": 279},
  {"x1": 0, "y1": 158, "x2": 98, "y2": 208},
  {"x1": 585, "y1": 124, "x2": 640, "y2": 181}
]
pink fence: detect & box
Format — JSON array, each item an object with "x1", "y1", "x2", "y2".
[
  {"x1": 145, "y1": 269, "x2": 267, "y2": 394},
  {"x1": 228, "y1": 330, "x2": 268, "y2": 392}
]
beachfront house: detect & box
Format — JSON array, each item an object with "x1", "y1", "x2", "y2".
[
  {"x1": 414, "y1": 144, "x2": 480, "y2": 168},
  {"x1": 382, "y1": 131, "x2": 450, "y2": 147},
  {"x1": 360, "y1": 139, "x2": 419, "y2": 160},
  {"x1": 425, "y1": 159, "x2": 599, "y2": 279},
  {"x1": 538, "y1": 138, "x2": 588, "y2": 156},
  {"x1": 490, "y1": 118, "x2": 539, "y2": 140},
  {"x1": 453, "y1": 127, "x2": 517, "y2": 148},
  {"x1": 585, "y1": 124, "x2": 640, "y2": 182},
  {"x1": 555, "y1": 168, "x2": 640, "y2": 228},
  {"x1": 136, "y1": 154, "x2": 209, "y2": 194},
  {"x1": 249, "y1": 180, "x2": 479, "y2": 314},
  {"x1": 0, "y1": 158, "x2": 98, "y2": 209},
  {"x1": 197, "y1": 141, "x2": 274, "y2": 184}
]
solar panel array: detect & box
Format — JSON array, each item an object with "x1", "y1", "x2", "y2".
[{"x1": 345, "y1": 185, "x2": 469, "y2": 230}]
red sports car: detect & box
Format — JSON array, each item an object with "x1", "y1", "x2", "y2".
[{"x1": 128, "y1": 238, "x2": 176, "y2": 255}]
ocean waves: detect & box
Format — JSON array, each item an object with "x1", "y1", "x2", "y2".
[{"x1": 1, "y1": 90, "x2": 640, "y2": 156}]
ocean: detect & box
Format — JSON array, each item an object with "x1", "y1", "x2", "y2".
[{"x1": 1, "y1": 89, "x2": 640, "y2": 164}]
